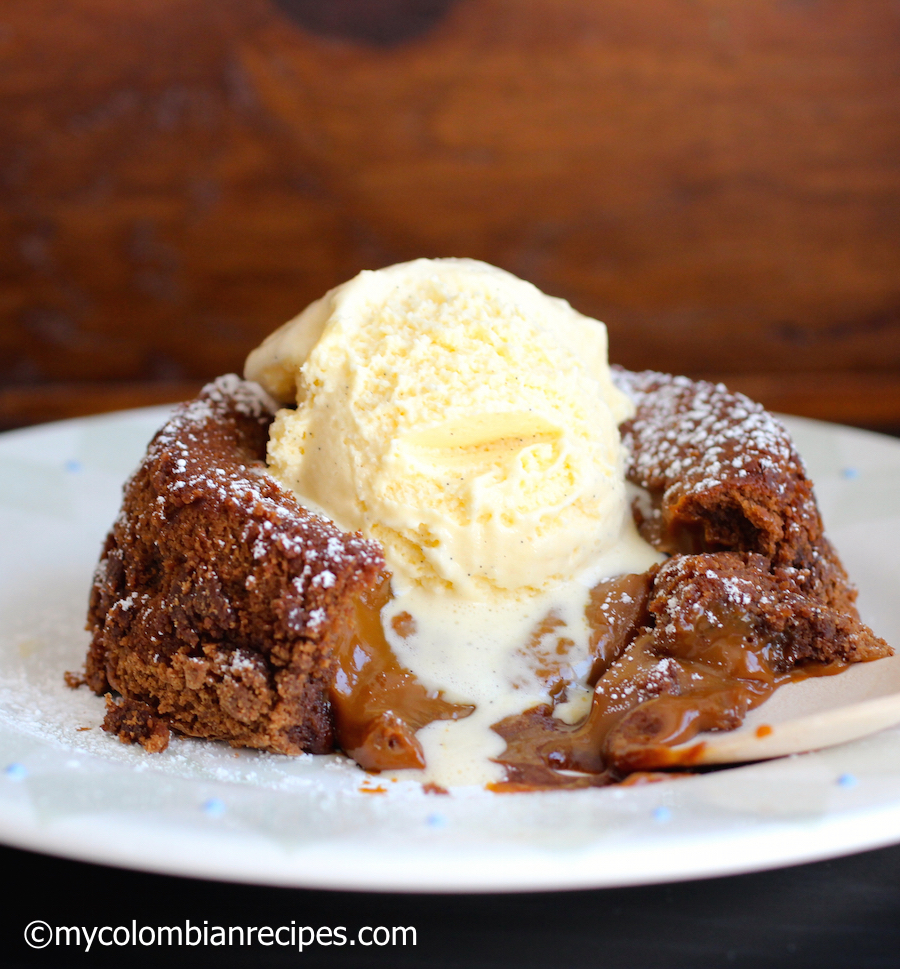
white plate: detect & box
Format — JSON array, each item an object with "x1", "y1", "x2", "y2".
[{"x1": 0, "y1": 408, "x2": 899, "y2": 893}]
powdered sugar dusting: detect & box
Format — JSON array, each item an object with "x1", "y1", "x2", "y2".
[
  {"x1": 614, "y1": 369, "x2": 802, "y2": 504},
  {"x1": 202, "y1": 374, "x2": 278, "y2": 420},
  {"x1": 139, "y1": 377, "x2": 383, "y2": 605}
]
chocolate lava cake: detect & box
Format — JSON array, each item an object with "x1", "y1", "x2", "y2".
[{"x1": 77, "y1": 371, "x2": 890, "y2": 782}]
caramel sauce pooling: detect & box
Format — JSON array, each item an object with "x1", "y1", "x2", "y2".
[
  {"x1": 328, "y1": 575, "x2": 473, "y2": 772},
  {"x1": 329, "y1": 571, "x2": 849, "y2": 788}
]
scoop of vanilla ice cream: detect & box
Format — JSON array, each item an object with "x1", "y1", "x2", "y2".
[{"x1": 245, "y1": 258, "x2": 634, "y2": 600}]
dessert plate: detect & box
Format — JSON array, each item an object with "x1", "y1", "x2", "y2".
[{"x1": 0, "y1": 407, "x2": 899, "y2": 893}]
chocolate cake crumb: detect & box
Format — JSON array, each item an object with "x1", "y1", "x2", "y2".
[{"x1": 102, "y1": 694, "x2": 171, "y2": 753}]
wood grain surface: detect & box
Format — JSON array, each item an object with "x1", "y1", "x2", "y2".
[{"x1": 1, "y1": 0, "x2": 899, "y2": 429}]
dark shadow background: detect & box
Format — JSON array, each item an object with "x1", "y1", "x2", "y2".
[{"x1": 5, "y1": 841, "x2": 900, "y2": 968}]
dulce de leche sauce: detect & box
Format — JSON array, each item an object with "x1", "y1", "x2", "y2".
[
  {"x1": 328, "y1": 575, "x2": 473, "y2": 771},
  {"x1": 492, "y1": 573, "x2": 850, "y2": 791},
  {"x1": 330, "y1": 570, "x2": 851, "y2": 790}
]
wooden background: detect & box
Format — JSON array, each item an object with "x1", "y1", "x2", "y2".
[{"x1": 2, "y1": 0, "x2": 899, "y2": 431}]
